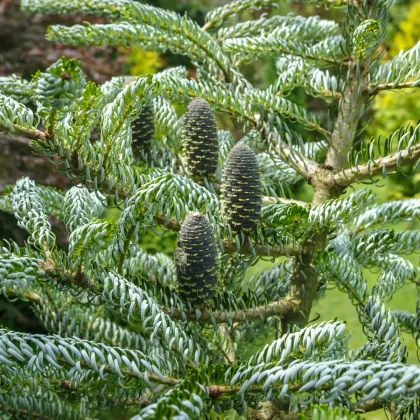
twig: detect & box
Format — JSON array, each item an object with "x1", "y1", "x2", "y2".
[
  {"x1": 166, "y1": 297, "x2": 299, "y2": 324},
  {"x1": 153, "y1": 213, "x2": 303, "y2": 258},
  {"x1": 333, "y1": 143, "x2": 420, "y2": 187},
  {"x1": 6, "y1": 283, "x2": 299, "y2": 325},
  {"x1": 216, "y1": 324, "x2": 237, "y2": 365},
  {"x1": 261, "y1": 196, "x2": 309, "y2": 206},
  {"x1": 353, "y1": 400, "x2": 384, "y2": 414},
  {"x1": 0, "y1": 121, "x2": 47, "y2": 141},
  {"x1": 45, "y1": 109, "x2": 57, "y2": 140},
  {"x1": 201, "y1": 21, "x2": 213, "y2": 32},
  {"x1": 223, "y1": 238, "x2": 302, "y2": 257},
  {"x1": 246, "y1": 398, "x2": 385, "y2": 419},
  {"x1": 366, "y1": 80, "x2": 420, "y2": 95},
  {"x1": 117, "y1": 225, "x2": 135, "y2": 274},
  {"x1": 276, "y1": 143, "x2": 320, "y2": 180},
  {"x1": 211, "y1": 181, "x2": 308, "y2": 207},
  {"x1": 0, "y1": 406, "x2": 54, "y2": 420}
]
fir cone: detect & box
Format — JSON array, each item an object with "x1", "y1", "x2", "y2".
[
  {"x1": 131, "y1": 103, "x2": 155, "y2": 156},
  {"x1": 182, "y1": 98, "x2": 219, "y2": 179},
  {"x1": 175, "y1": 212, "x2": 219, "y2": 306},
  {"x1": 125, "y1": 77, "x2": 155, "y2": 156},
  {"x1": 221, "y1": 142, "x2": 262, "y2": 233}
]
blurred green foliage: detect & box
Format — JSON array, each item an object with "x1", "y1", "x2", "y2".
[
  {"x1": 126, "y1": 48, "x2": 164, "y2": 76},
  {"x1": 370, "y1": 1, "x2": 420, "y2": 139},
  {"x1": 367, "y1": 1, "x2": 420, "y2": 200},
  {"x1": 391, "y1": 2, "x2": 420, "y2": 56}
]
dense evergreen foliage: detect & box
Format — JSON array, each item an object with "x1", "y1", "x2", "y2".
[{"x1": 0, "y1": 0, "x2": 419, "y2": 419}]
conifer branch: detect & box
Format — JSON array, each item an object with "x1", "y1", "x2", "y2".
[
  {"x1": 166, "y1": 297, "x2": 299, "y2": 324},
  {"x1": 153, "y1": 214, "x2": 303, "y2": 257},
  {"x1": 247, "y1": 400, "x2": 385, "y2": 420},
  {"x1": 210, "y1": 181, "x2": 308, "y2": 207},
  {"x1": 223, "y1": 35, "x2": 344, "y2": 66},
  {"x1": 333, "y1": 143, "x2": 420, "y2": 186},
  {"x1": 276, "y1": 143, "x2": 321, "y2": 180},
  {"x1": 366, "y1": 80, "x2": 420, "y2": 95},
  {"x1": 117, "y1": 225, "x2": 135, "y2": 274},
  {"x1": 217, "y1": 324, "x2": 237, "y2": 365},
  {"x1": 5, "y1": 262, "x2": 300, "y2": 325},
  {"x1": 1, "y1": 119, "x2": 133, "y2": 200},
  {"x1": 203, "y1": 0, "x2": 278, "y2": 32},
  {"x1": 0, "y1": 120, "x2": 46, "y2": 141},
  {"x1": 261, "y1": 196, "x2": 309, "y2": 206}
]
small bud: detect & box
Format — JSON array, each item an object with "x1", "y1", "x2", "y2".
[
  {"x1": 182, "y1": 98, "x2": 219, "y2": 179},
  {"x1": 353, "y1": 19, "x2": 382, "y2": 60},
  {"x1": 221, "y1": 142, "x2": 262, "y2": 233}
]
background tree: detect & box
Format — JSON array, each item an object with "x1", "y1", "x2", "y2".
[{"x1": 0, "y1": 0, "x2": 419, "y2": 419}]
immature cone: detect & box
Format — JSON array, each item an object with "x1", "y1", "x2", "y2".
[
  {"x1": 175, "y1": 212, "x2": 219, "y2": 306},
  {"x1": 131, "y1": 104, "x2": 155, "y2": 156},
  {"x1": 182, "y1": 97, "x2": 219, "y2": 179},
  {"x1": 221, "y1": 142, "x2": 262, "y2": 233},
  {"x1": 125, "y1": 77, "x2": 155, "y2": 156}
]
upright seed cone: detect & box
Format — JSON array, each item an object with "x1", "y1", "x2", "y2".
[
  {"x1": 182, "y1": 98, "x2": 219, "y2": 179},
  {"x1": 131, "y1": 103, "x2": 155, "y2": 156},
  {"x1": 125, "y1": 77, "x2": 155, "y2": 157},
  {"x1": 175, "y1": 212, "x2": 219, "y2": 306},
  {"x1": 221, "y1": 142, "x2": 262, "y2": 233}
]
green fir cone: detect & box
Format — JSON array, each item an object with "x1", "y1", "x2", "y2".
[
  {"x1": 221, "y1": 142, "x2": 262, "y2": 233},
  {"x1": 125, "y1": 77, "x2": 155, "y2": 157},
  {"x1": 131, "y1": 103, "x2": 155, "y2": 156},
  {"x1": 175, "y1": 212, "x2": 219, "y2": 307},
  {"x1": 182, "y1": 97, "x2": 219, "y2": 179}
]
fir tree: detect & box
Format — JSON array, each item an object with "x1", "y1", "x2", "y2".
[{"x1": 0, "y1": 0, "x2": 419, "y2": 419}]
